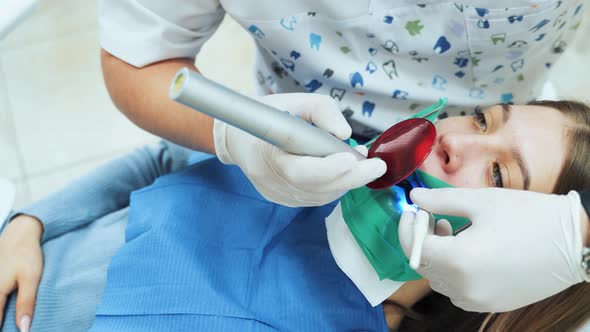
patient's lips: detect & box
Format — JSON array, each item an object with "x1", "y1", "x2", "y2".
[{"x1": 366, "y1": 118, "x2": 437, "y2": 190}]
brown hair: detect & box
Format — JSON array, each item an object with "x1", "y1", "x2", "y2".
[
  {"x1": 483, "y1": 100, "x2": 590, "y2": 332},
  {"x1": 401, "y1": 100, "x2": 590, "y2": 332}
]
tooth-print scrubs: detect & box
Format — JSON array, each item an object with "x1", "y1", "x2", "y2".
[{"x1": 101, "y1": 0, "x2": 584, "y2": 138}]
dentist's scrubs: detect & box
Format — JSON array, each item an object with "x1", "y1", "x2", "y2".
[
  {"x1": 100, "y1": 0, "x2": 584, "y2": 138},
  {"x1": 0, "y1": 142, "x2": 191, "y2": 332},
  {"x1": 90, "y1": 154, "x2": 388, "y2": 331}
]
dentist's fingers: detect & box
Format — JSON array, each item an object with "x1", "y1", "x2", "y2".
[
  {"x1": 398, "y1": 210, "x2": 415, "y2": 259},
  {"x1": 399, "y1": 210, "x2": 457, "y2": 270},
  {"x1": 409, "y1": 209, "x2": 430, "y2": 270},
  {"x1": 410, "y1": 188, "x2": 480, "y2": 218}
]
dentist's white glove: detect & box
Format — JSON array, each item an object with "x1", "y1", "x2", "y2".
[
  {"x1": 213, "y1": 93, "x2": 387, "y2": 207},
  {"x1": 398, "y1": 188, "x2": 589, "y2": 313}
]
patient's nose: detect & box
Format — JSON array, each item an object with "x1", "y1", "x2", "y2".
[{"x1": 439, "y1": 133, "x2": 490, "y2": 173}]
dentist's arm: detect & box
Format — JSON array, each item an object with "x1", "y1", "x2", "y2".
[
  {"x1": 398, "y1": 188, "x2": 590, "y2": 313},
  {"x1": 102, "y1": 52, "x2": 386, "y2": 207},
  {"x1": 101, "y1": 52, "x2": 216, "y2": 153}
]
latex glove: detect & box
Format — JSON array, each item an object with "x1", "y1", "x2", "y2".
[
  {"x1": 213, "y1": 93, "x2": 386, "y2": 207},
  {"x1": 398, "y1": 188, "x2": 588, "y2": 313},
  {"x1": 0, "y1": 215, "x2": 43, "y2": 332}
]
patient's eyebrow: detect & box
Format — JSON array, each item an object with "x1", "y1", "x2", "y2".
[{"x1": 500, "y1": 104, "x2": 530, "y2": 190}]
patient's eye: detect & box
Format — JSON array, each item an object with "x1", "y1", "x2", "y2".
[
  {"x1": 474, "y1": 106, "x2": 487, "y2": 131},
  {"x1": 491, "y1": 162, "x2": 504, "y2": 188}
]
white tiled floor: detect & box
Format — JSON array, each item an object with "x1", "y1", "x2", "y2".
[{"x1": 0, "y1": 0, "x2": 589, "y2": 212}]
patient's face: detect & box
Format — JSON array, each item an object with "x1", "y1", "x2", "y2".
[{"x1": 419, "y1": 104, "x2": 572, "y2": 193}]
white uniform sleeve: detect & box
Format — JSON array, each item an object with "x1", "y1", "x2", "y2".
[{"x1": 99, "y1": 0, "x2": 225, "y2": 67}]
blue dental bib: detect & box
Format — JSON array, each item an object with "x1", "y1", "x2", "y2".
[{"x1": 90, "y1": 153, "x2": 387, "y2": 332}]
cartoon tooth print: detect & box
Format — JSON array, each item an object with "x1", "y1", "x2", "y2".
[
  {"x1": 508, "y1": 40, "x2": 527, "y2": 48},
  {"x1": 552, "y1": 39, "x2": 567, "y2": 54},
  {"x1": 248, "y1": 25, "x2": 265, "y2": 39},
  {"x1": 492, "y1": 65, "x2": 504, "y2": 72},
  {"x1": 349, "y1": 72, "x2": 364, "y2": 88},
  {"x1": 368, "y1": 47, "x2": 378, "y2": 56},
  {"x1": 535, "y1": 33, "x2": 546, "y2": 41},
  {"x1": 409, "y1": 50, "x2": 428, "y2": 63},
  {"x1": 383, "y1": 15, "x2": 394, "y2": 24},
  {"x1": 477, "y1": 19, "x2": 490, "y2": 29},
  {"x1": 469, "y1": 87, "x2": 485, "y2": 99},
  {"x1": 475, "y1": 8, "x2": 489, "y2": 17},
  {"x1": 382, "y1": 40, "x2": 400, "y2": 53},
  {"x1": 405, "y1": 20, "x2": 424, "y2": 36},
  {"x1": 271, "y1": 62, "x2": 288, "y2": 78},
  {"x1": 382, "y1": 60, "x2": 399, "y2": 79},
  {"x1": 530, "y1": 19, "x2": 550, "y2": 32},
  {"x1": 432, "y1": 75, "x2": 448, "y2": 90},
  {"x1": 310, "y1": 33, "x2": 322, "y2": 50},
  {"x1": 501, "y1": 93, "x2": 514, "y2": 103},
  {"x1": 491, "y1": 33, "x2": 506, "y2": 45},
  {"x1": 453, "y1": 57, "x2": 469, "y2": 68},
  {"x1": 433, "y1": 36, "x2": 451, "y2": 54},
  {"x1": 362, "y1": 101, "x2": 376, "y2": 117},
  {"x1": 290, "y1": 51, "x2": 301, "y2": 60},
  {"x1": 392, "y1": 90, "x2": 409, "y2": 100},
  {"x1": 510, "y1": 59, "x2": 525, "y2": 72},
  {"x1": 323, "y1": 68, "x2": 334, "y2": 78},
  {"x1": 280, "y1": 16, "x2": 297, "y2": 31},
  {"x1": 342, "y1": 107, "x2": 354, "y2": 119},
  {"x1": 330, "y1": 88, "x2": 346, "y2": 101},
  {"x1": 304, "y1": 79, "x2": 323, "y2": 92},
  {"x1": 280, "y1": 58, "x2": 295, "y2": 71},
  {"x1": 366, "y1": 61, "x2": 378, "y2": 74}
]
